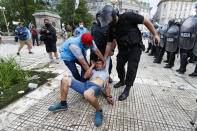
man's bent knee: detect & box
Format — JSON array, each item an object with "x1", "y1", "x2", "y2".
[
  {"x1": 84, "y1": 89, "x2": 95, "y2": 100},
  {"x1": 61, "y1": 76, "x2": 71, "y2": 86}
]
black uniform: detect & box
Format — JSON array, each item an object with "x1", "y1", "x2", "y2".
[
  {"x1": 108, "y1": 12, "x2": 144, "y2": 88},
  {"x1": 40, "y1": 24, "x2": 57, "y2": 53},
  {"x1": 90, "y1": 23, "x2": 113, "y2": 75}
]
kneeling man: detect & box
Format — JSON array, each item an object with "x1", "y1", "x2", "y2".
[{"x1": 48, "y1": 57, "x2": 114, "y2": 127}]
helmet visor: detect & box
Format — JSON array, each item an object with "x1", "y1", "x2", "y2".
[{"x1": 100, "y1": 12, "x2": 113, "y2": 27}]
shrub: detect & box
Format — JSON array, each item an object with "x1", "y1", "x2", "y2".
[{"x1": 0, "y1": 57, "x2": 27, "y2": 89}]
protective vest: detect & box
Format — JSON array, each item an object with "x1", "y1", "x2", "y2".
[
  {"x1": 59, "y1": 36, "x2": 87, "y2": 61},
  {"x1": 15, "y1": 27, "x2": 30, "y2": 41}
]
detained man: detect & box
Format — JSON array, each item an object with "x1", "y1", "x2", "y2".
[{"x1": 48, "y1": 56, "x2": 114, "y2": 127}]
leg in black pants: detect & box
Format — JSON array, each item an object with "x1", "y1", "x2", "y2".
[
  {"x1": 115, "y1": 47, "x2": 142, "y2": 101},
  {"x1": 177, "y1": 49, "x2": 190, "y2": 74},
  {"x1": 154, "y1": 47, "x2": 165, "y2": 64},
  {"x1": 146, "y1": 42, "x2": 152, "y2": 53},
  {"x1": 32, "y1": 35, "x2": 36, "y2": 46},
  {"x1": 164, "y1": 52, "x2": 175, "y2": 68},
  {"x1": 35, "y1": 35, "x2": 39, "y2": 46}
]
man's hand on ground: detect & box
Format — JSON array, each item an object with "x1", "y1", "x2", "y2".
[{"x1": 107, "y1": 97, "x2": 114, "y2": 105}]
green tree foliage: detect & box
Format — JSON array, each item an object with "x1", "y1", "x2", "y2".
[
  {"x1": 0, "y1": 0, "x2": 48, "y2": 31},
  {"x1": 56, "y1": 0, "x2": 93, "y2": 29}
]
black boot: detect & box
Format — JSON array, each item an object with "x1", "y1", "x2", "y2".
[
  {"x1": 189, "y1": 65, "x2": 197, "y2": 77},
  {"x1": 163, "y1": 60, "x2": 169, "y2": 63},
  {"x1": 118, "y1": 86, "x2": 130, "y2": 101},
  {"x1": 114, "y1": 81, "x2": 125, "y2": 88},
  {"x1": 176, "y1": 69, "x2": 181, "y2": 72},
  {"x1": 153, "y1": 58, "x2": 161, "y2": 64},
  {"x1": 164, "y1": 64, "x2": 173, "y2": 68}
]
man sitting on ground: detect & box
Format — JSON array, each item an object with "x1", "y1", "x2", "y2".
[{"x1": 48, "y1": 56, "x2": 114, "y2": 127}]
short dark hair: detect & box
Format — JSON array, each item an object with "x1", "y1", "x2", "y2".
[
  {"x1": 18, "y1": 22, "x2": 23, "y2": 26},
  {"x1": 96, "y1": 59, "x2": 103, "y2": 63},
  {"x1": 44, "y1": 19, "x2": 49, "y2": 22}
]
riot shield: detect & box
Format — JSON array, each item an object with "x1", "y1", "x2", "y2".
[
  {"x1": 165, "y1": 25, "x2": 179, "y2": 52},
  {"x1": 160, "y1": 25, "x2": 168, "y2": 48},
  {"x1": 193, "y1": 40, "x2": 197, "y2": 57},
  {"x1": 179, "y1": 16, "x2": 197, "y2": 50}
]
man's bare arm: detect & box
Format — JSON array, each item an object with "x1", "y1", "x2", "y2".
[
  {"x1": 77, "y1": 58, "x2": 90, "y2": 71},
  {"x1": 84, "y1": 62, "x2": 95, "y2": 79},
  {"x1": 105, "y1": 78, "x2": 114, "y2": 105}
]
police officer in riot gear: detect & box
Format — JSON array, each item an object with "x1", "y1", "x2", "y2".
[
  {"x1": 148, "y1": 23, "x2": 159, "y2": 57},
  {"x1": 154, "y1": 24, "x2": 168, "y2": 64},
  {"x1": 146, "y1": 31, "x2": 153, "y2": 53},
  {"x1": 153, "y1": 23, "x2": 161, "y2": 60},
  {"x1": 176, "y1": 7, "x2": 197, "y2": 74},
  {"x1": 100, "y1": 5, "x2": 160, "y2": 101},
  {"x1": 164, "y1": 19, "x2": 180, "y2": 68},
  {"x1": 90, "y1": 10, "x2": 113, "y2": 83},
  {"x1": 189, "y1": 3, "x2": 197, "y2": 77}
]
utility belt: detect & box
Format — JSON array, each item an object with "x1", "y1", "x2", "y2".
[{"x1": 117, "y1": 29, "x2": 145, "y2": 51}]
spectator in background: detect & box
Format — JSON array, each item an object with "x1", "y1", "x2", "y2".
[
  {"x1": 40, "y1": 19, "x2": 59, "y2": 64},
  {"x1": 0, "y1": 31, "x2": 5, "y2": 44},
  {"x1": 15, "y1": 23, "x2": 33, "y2": 55},
  {"x1": 30, "y1": 26, "x2": 39, "y2": 46},
  {"x1": 63, "y1": 27, "x2": 68, "y2": 41},
  {"x1": 75, "y1": 21, "x2": 88, "y2": 36}
]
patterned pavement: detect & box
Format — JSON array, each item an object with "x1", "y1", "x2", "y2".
[{"x1": 1, "y1": 40, "x2": 197, "y2": 131}]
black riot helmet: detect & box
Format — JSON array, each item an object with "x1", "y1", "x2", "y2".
[
  {"x1": 96, "y1": 10, "x2": 102, "y2": 18},
  {"x1": 100, "y1": 5, "x2": 118, "y2": 27},
  {"x1": 168, "y1": 19, "x2": 175, "y2": 28},
  {"x1": 174, "y1": 19, "x2": 181, "y2": 26},
  {"x1": 96, "y1": 10, "x2": 102, "y2": 24},
  {"x1": 153, "y1": 22, "x2": 159, "y2": 29}
]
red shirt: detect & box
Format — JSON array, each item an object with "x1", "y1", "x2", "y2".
[{"x1": 30, "y1": 29, "x2": 38, "y2": 36}]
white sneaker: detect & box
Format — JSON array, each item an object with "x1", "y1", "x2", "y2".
[
  {"x1": 55, "y1": 58, "x2": 60, "y2": 64},
  {"x1": 49, "y1": 58, "x2": 54, "y2": 63}
]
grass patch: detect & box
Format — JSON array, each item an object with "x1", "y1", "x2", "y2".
[
  {"x1": 0, "y1": 57, "x2": 57, "y2": 109},
  {"x1": 0, "y1": 71, "x2": 57, "y2": 109}
]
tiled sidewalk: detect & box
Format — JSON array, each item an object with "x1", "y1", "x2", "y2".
[{"x1": 1, "y1": 41, "x2": 197, "y2": 130}]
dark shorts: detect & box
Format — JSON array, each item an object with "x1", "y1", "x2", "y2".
[
  {"x1": 45, "y1": 43, "x2": 57, "y2": 53},
  {"x1": 70, "y1": 79, "x2": 101, "y2": 96}
]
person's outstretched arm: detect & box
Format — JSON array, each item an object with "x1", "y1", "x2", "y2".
[{"x1": 143, "y1": 18, "x2": 160, "y2": 44}]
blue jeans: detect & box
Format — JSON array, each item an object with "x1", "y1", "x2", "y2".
[
  {"x1": 64, "y1": 59, "x2": 86, "y2": 82},
  {"x1": 70, "y1": 79, "x2": 101, "y2": 96}
]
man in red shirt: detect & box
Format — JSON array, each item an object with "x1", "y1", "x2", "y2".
[{"x1": 30, "y1": 26, "x2": 39, "y2": 46}]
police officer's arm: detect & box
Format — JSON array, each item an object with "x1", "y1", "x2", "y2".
[
  {"x1": 143, "y1": 18, "x2": 160, "y2": 44},
  {"x1": 104, "y1": 42, "x2": 112, "y2": 60},
  {"x1": 69, "y1": 44, "x2": 90, "y2": 71}
]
